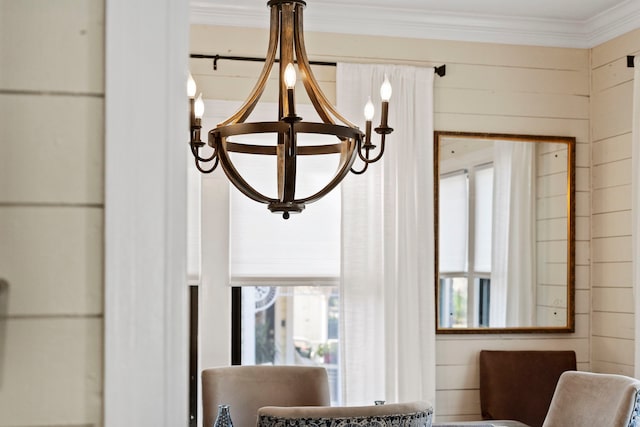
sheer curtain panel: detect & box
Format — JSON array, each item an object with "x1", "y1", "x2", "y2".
[
  {"x1": 338, "y1": 63, "x2": 436, "y2": 408},
  {"x1": 490, "y1": 141, "x2": 536, "y2": 327},
  {"x1": 632, "y1": 56, "x2": 640, "y2": 377}
]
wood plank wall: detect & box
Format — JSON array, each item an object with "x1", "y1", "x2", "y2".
[
  {"x1": 536, "y1": 142, "x2": 571, "y2": 327},
  {"x1": 590, "y1": 28, "x2": 640, "y2": 377},
  {"x1": 190, "y1": 24, "x2": 591, "y2": 422},
  {"x1": 0, "y1": 1, "x2": 105, "y2": 426}
]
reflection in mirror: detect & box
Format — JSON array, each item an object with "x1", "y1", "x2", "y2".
[{"x1": 434, "y1": 131, "x2": 575, "y2": 334}]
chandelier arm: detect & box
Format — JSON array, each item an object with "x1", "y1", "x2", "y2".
[
  {"x1": 219, "y1": 5, "x2": 279, "y2": 126},
  {"x1": 350, "y1": 162, "x2": 369, "y2": 175},
  {"x1": 357, "y1": 136, "x2": 386, "y2": 164},
  {"x1": 349, "y1": 136, "x2": 369, "y2": 174},
  {"x1": 293, "y1": 5, "x2": 357, "y2": 128},
  {"x1": 194, "y1": 156, "x2": 219, "y2": 174},
  {"x1": 190, "y1": 142, "x2": 218, "y2": 162}
]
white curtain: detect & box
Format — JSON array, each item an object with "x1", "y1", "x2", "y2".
[
  {"x1": 632, "y1": 56, "x2": 640, "y2": 378},
  {"x1": 338, "y1": 63, "x2": 436, "y2": 408},
  {"x1": 490, "y1": 141, "x2": 536, "y2": 327}
]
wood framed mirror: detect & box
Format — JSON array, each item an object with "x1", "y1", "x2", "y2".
[{"x1": 434, "y1": 131, "x2": 575, "y2": 334}]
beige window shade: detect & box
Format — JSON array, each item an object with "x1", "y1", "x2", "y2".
[{"x1": 228, "y1": 105, "x2": 341, "y2": 284}]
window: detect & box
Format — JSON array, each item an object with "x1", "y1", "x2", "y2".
[
  {"x1": 227, "y1": 103, "x2": 342, "y2": 404},
  {"x1": 439, "y1": 163, "x2": 493, "y2": 328},
  {"x1": 235, "y1": 284, "x2": 340, "y2": 402}
]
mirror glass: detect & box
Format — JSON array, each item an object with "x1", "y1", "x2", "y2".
[{"x1": 434, "y1": 131, "x2": 575, "y2": 333}]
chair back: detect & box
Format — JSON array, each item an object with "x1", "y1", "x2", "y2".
[
  {"x1": 201, "y1": 365, "x2": 330, "y2": 427},
  {"x1": 542, "y1": 371, "x2": 640, "y2": 427},
  {"x1": 479, "y1": 350, "x2": 576, "y2": 427},
  {"x1": 257, "y1": 401, "x2": 433, "y2": 427}
]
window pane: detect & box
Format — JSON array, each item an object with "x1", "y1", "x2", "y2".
[
  {"x1": 476, "y1": 277, "x2": 491, "y2": 327},
  {"x1": 474, "y1": 166, "x2": 493, "y2": 272},
  {"x1": 439, "y1": 172, "x2": 468, "y2": 272},
  {"x1": 240, "y1": 285, "x2": 341, "y2": 404},
  {"x1": 439, "y1": 277, "x2": 468, "y2": 328}
]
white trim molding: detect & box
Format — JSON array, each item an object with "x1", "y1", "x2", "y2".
[
  {"x1": 190, "y1": 0, "x2": 640, "y2": 48},
  {"x1": 586, "y1": 0, "x2": 640, "y2": 47},
  {"x1": 104, "y1": 0, "x2": 190, "y2": 426}
]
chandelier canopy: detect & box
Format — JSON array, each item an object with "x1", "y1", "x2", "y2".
[{"x1": 188, "y1": 0, "x2": 393, "y2": 219}]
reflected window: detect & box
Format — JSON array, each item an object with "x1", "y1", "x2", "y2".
[{"x1": 439, "y1": 163, "x2": 493, "y2": 328}]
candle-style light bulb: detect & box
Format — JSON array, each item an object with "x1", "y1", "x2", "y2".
[
  {"x1": 187, "y1": 73, "x2": 197, "y2": 98},
  {"x1": 378, "y1": 75, "x2": 392, "y2": 130},
  {"x1": 363, "y1": 96, "x2": 374, "y2": 147},
  {"x1": 284, "y1": 63, "x2": 297, "y2": 89},
  {"x1": 380, "y1": 75, "x2": 392, "y2": 101},
  {"x1": 194, "y1": 93, "x2": 204, "y2": 119},
  {"x1": 283, "y1": 63, "x2": 298, "y2": 119},
  {"x1": 364, "y1": 97, "x2": 375, "y2": 121}
]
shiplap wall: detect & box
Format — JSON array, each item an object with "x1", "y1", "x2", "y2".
[
  {"x1": 433, "y1": 39, "x2": 592, "y2": 415},
  {"x1": 536, "y1": 142, "x2": 571, "y2": 327},
  {"x1": 590, "y1": 28, "x2": 640, "y2": 376},
  {"x1": 0, "y1": 1, "x2": 104, "y2": 426},
  {"x1": 190, "y1": 24, "x2": 591, "y2": 421}
]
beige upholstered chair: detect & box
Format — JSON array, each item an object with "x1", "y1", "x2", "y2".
[
  {"x1": 201, "y1": 365, "x2": 330, "y2": 427},
  {"x1": 257, "y1": 401, "x2": 433, "y2": 427},
  {"x1": 542, "y1": 371, "x2": 640, "y2": 427}
]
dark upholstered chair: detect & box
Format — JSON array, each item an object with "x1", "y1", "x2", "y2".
[
  {"x1": 201, "y1": 365, "x2": 330, "y2": 427},
  {"x1": 257, "y1": 401, "x2": 433, "y2": 427},
  {"x1": 542, "y1": 371, "x2": 640, "y2": 427},
  {"x1": 479, "y1": 350, "x2": 576, "y2": 427}
]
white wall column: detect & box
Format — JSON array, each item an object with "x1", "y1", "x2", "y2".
[{"x1": 104, "y1": 0, "x2": 190, "y2": 425}]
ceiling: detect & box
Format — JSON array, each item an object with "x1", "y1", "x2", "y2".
[{"x1": 190, "y1": 0, "x2": 640, "y2": 48}]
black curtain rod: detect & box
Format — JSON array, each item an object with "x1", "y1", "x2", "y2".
[
  {"x1": 628, "y1": 55, "x2": 636, "y2": 68},
  {"x1": 190, "y1": 53, "x2": 447, "y2": 77}
]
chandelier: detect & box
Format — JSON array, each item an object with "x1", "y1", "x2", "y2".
[{"x1": 188, "y1": 0, "x2": 393, "y2": 219}]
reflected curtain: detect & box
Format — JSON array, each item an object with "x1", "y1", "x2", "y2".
[
  {"x1": 633, "y1": 56, "x2": 640, "y2": 377},
  {"x1": 490, "y1": 141, "x2": 537, "y2": 327},
  {"x1": 337, "y1": 63, "x2": 436, "y2": 407}
]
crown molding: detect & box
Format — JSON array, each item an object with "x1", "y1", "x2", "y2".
[
  {"x1": 190, "y1": 3, "x2": 267, "y2": 28},
  {"x1": 585, "y1": 0, "x2": 640, "y2": 47},
  {"x1": 190, "y1": 1, "x2": 640, "y2": 49},
  {"x1": 304, "y1": 5, "x2": 588, "y2": 48}
]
